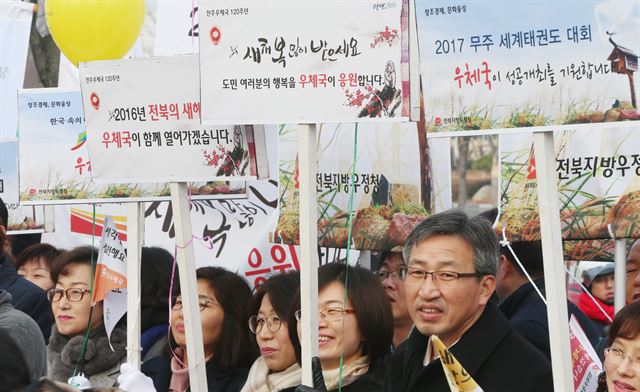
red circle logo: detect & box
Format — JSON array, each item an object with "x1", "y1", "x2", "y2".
[
  {"x1": 210, "y1": 27, "x2": 221, "y2": 45},
  {"x1": 90, "y1": 93, "x2": 100, "y2": 110}
]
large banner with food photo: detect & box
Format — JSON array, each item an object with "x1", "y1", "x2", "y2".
[
  {"x1": 198, "y1": 0, "x2": 405, "y2": 124},
  {"x1": 274, "y1": 122, "x2": 431, "y2": 251},
  {"x1": 18, "y1": 88, "x2": 246, "y2": 204},
  {"x1": 499, "y1": 123, "x2": 640, "y2": 241},
  {"x1": 416, "y1": 0, "x2": 640, "y2": 134}
]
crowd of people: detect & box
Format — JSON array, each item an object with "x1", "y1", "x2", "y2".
[{"x1": 1, "y1": 197, "x2": 639, "y2": 392}]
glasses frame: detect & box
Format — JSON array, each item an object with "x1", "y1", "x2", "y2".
[
  {"x1": 374, "y1": 268, "x2": 403, "y2": 282},
  {"x1": 172, "y1": 298, "x2": 213, "y2": 312},
  {"x1": 47, "y1": 288, "x2": 91, "y2": 302},
  {"x1": 248, "y1": 314, "x2": 283, "y2": 334},
  {"x1": 400, "y1": 266, "x2": 487, "y2": 287},
  {"x1": 295, "y1": 307, "x2": 356, "y2": 323},
  {"x1": 605, "y1": 347, "x2": 640, "y2": 372}
]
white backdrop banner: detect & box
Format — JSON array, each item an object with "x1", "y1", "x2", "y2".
[{"x1": 198, "y1": 0, "x2": 405, "y2": 124}]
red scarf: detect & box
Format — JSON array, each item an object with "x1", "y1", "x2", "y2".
[{"x1": 578, "y1": 291, "x2": 614, "y2": 324}]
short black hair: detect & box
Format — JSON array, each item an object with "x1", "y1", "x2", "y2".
[
  {"x1": 50, "y1": 246, "x2": 99, "y2": 284},
  {"x1": 9, "y1": 233, "x2": 43, "y2": 259},
  {"x1": 15, "y1": 243, "x2": 60, "y2": 271},
  {"x1": 404, "y1": 209, "x2": 499, "y2": 276},
  {"x1": 248, "y1": 271, "x2": 300, "y2": 319},
  {"x1": 193, "y1": 267, "x2": 258, "y2": 370},
  {"x1": 288, "y1": 263, "x2": 393, "y2": 365},
  {"x1": 141, "y1": 246, "x2": 178, "y2": 331},
  {"x1": 500, "y1": 240, "x2": 544, "y2": 278}
]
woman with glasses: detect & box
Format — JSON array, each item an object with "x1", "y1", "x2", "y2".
[
  {"x1": 142, "y1": 266, "x2": 258, "y2": 392},
  {"x1": 596, "y1": 301, "x2": 640, "y2": 392},
  {"x1": 46, "y1": 246, "x2": 127, "y2": 387},
  {"x1": 241, "y1": 272, "x2": 301, "y2": 392},
  {"x1": 289, "y1": 263, "x2": 393, "y2": 391}
]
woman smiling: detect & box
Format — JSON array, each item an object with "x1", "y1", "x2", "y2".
[{"x1": 290, "y1": 263, "x2": 393, "y2": 392}]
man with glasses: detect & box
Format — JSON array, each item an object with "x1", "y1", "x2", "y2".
[
  {"x1": 374, "y1": 251, "x2": 413, "y2": 349},
  {"x1": 384, "y1": 210, "x2": 553, "y2": 392},
  {"x1": 0, "y1": 197, "x2": 53, "y2": 343}
]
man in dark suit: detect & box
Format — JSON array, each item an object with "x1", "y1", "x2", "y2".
[
  {"x1": 384, "y1": 210, "x2": 553, "y2": 392},
  {"x1": 496, "y1": 240, "x2": 601, "y2": 359}
]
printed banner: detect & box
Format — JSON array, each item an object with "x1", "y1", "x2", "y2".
[
  {"x1": 0, "y1": 141, "x2": 44, "y2": 233},
  {"x1": 18, "y1": 88, "x2": 247, "y2": 203},
  {"x1": 79, "y1": 55, "x2": 263, "y2": 183},
  {"x1": 275, "y1": 123, "x2": 430, "y2": 251},
  {"x1": 0, "y1": 1, "x2": 33, "y2": 142},
  {"x1": 499, "y1": 123, "x2": 640, "y2": 241},
  {"x1": 198, "y1": 0, "x2": 405, "y2": 124},
  {"x1": 569, "y1": 315, "x2": 602, "y2": 392},
  {"x1": 42, "y1": 180, "x2": 361, "y2": 289},
  {"x1": 432, "y1": 335, "x2": 484, "y2": 392},
  {"x1": 416, "y1": 1, "x2": 640, "y2": 133},
  {"x1": 92, "y1": 216, "x2": 127, "y2": 345}
]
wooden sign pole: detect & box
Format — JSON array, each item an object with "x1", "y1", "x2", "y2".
[
  {"x1": 170, "y1": 182, "x2": 208, "y2": 390},
  {"x1": 533, "y1": 130, "x2": 573, "y2": 392},
  {"x1": 126, "y1": 202, "x2": 144, "y2": 368},
  {"x1": 614, "y1": 239, "x2": 627, "y2": 312},
  {"x1": 298, "y1": 124, "x2": 320, "y2": 386}
]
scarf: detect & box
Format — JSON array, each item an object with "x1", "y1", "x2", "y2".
[
  {"x1": 169, "y1": 347, "x2": 214, "y2": 392},
  {"x1": 240, "y1": 357, "x2": 301, "y2": 392},
  {"x1": 578, "y1": 292, "x2": 614, "y2": 324},
  {"x1": 47, "y1": 323, "x2": 127, "y2": 382},
  {"x1": 322, "y1": 356, "x2": 370, "y2": 391}
]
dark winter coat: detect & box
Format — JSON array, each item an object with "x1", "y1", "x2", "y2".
[
  {"x1": 0, "y1": 254, "x2": 53, "y2": 342},
  {"x1": 499, "y1": 277, "x2": 601, "y2": 360},
  {"x1": 142, "y1": 355, "x2": 249, "y2": 392},
  {"x1": 384, "y1": 302, "x2": 553, "y2": 392}
]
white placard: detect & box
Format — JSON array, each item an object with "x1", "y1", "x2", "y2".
[
  {"x1": 79, "y1": 55, "x2": 260, "y2": 183},
  {"x1": 198, "y1": 0, "x2": 405, "y2": 124},
  {"x1": 18, "y1": 88, "x2": 248, "y2": 203},
  {"x1": 93, "y1": 216, "x2": 128, "y2": 346}
]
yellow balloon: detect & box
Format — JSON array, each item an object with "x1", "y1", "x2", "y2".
[{"x1": 45, "y1": 0, "x2": 145, "y2": 67}]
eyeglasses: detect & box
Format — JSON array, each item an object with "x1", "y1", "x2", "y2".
[
  {"x1": 401, "y1": 266, "x2": 487, "y2": 287},
  {"x1": 249, "y1": 314, "x2": 282, "y2": 334},
  {"x1": 374, "y1": 269, "x2": 403, "y2": 282},
  {"x1": 294, "y1": 307, "x2": 356, "y2": 323},
  {"x1": 605, "y1": 347, "x2": 640, "y2": 373},
  {"x1": 171, "y1": 298, "x2": 215, "y2": 312},
  {"x1": 47, "y1": 288, "x2": 91, "y2": 302}
]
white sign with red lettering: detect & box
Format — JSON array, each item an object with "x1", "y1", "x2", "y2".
[
  {"x1": 79, "y1": 55, "x2": 260, "y2": 183},
  {"x1": 198, "y1": 0, "x2": 405, "y2": 124},
  {"x1": 569, "y1": 315, "x2": 602, "y2": 392},
  {"x1": 93, "y1": 216, "x2": 128, "y2": 346}
]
